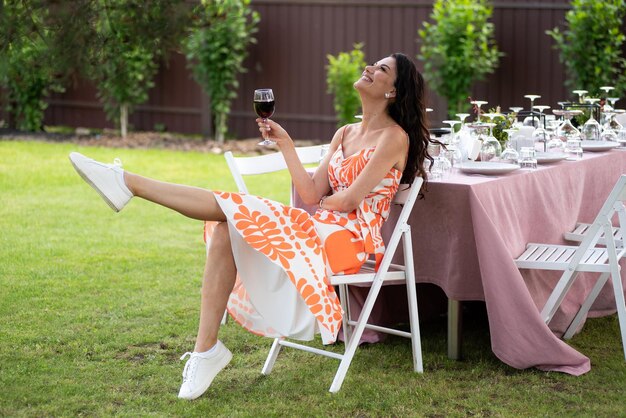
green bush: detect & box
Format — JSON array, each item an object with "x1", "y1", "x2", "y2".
[
  {"x1": 326, "y1": 43, "x2": 366, "y2": 127},
  {"x1": 418, "y1": 0, "x2": 502, "y2": 118},
  {"x1": 546, "y1": 0, "x2": 626, "y2": 97},
  {"x1": 184, "y1": 0, "x2": 260, "y2": 143},
  {"x1": 0, "y1": 4, "x2": 63, "y2": 131}
]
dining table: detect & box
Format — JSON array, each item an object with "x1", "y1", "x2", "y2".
[{"x1": 295, "y1": 147, "x2": 626, "y2": 375}]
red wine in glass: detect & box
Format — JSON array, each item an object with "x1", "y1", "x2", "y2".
[{"x1": 254, "y1": 88, "x2": 275, "y2": 145}]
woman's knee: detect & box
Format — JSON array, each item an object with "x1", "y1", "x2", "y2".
[{"x1": 209, "y1": 222, "x2": 232, "y2": 254}]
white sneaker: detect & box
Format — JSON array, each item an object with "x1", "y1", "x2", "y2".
[
  {"x1": 178, "y1": 341, "x2": 232, "y2": 400},
  {"x1": 68, "y1": 152, "x2": 133, "y2": 212}
]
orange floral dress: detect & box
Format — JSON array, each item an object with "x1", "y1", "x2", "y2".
[{"x1": 206, "y1": 144, "x2": 402, "y2": 345}]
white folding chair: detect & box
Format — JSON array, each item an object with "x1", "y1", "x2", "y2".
[
  {"x1": 261, "y1": 179, "x2": 424, "y2": 393},
  {"x1": 515, "y1": 175, "x2": 626, "y2": 359}
]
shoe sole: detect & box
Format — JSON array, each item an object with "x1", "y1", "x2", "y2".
[
  {"x1": 69, "y1": 154, "x2": 121, "y2": 212},
  {"x1": 181, "y1": 349, "x2": 233, "y2": 400}
]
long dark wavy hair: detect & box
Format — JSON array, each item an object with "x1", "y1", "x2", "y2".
[{"x1": 387, "y1": 53, "x2": 433, "y2": 188}]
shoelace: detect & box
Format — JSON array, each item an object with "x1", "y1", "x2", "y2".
[{"x1": 180, "y1": 352, "x2": 199, "y2": 384}]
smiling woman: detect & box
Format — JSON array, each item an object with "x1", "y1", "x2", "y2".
[{"x1": 67, "y1": 52, "x2": 436, "y2": 400}]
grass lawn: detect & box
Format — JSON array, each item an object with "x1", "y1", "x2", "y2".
[{"x1": 2, "y1": 139, "x2": 626, "y2": 417}]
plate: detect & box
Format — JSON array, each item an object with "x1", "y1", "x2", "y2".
[
  {"x1": 536, "y1": 152, "x2": 568, "y2": 163},
  {"x1": 458, "y1": 162, "x2": 520, "y2": 175},
  {"x1": 581, "y1": 141, "x2": 619, "y2": 151}
]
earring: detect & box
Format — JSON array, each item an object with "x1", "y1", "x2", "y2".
[{"x1": 385, "y1": 93, "x2": 391, "y2": 99}]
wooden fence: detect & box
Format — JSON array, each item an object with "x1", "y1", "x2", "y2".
[{"x1": 40, "y1": 0, "x2": 578, "y2": 141}]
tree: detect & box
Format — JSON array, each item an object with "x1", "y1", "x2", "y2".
[
  {"x1": 90, "y1": 0, "x2": 188, "y2": 138},
  {"x1": 0, "y1": 1, "x2": 94, "y2": 131},
  {"x1": 546, "y1": 0, "x2": 626, "y2": 97},
  {"x1": 417, "y1": 0, "x2": 502, "y2": 118},
  {"x1": 326, "y1": 43, "x2": 366, "y2": 127},
  {"x1": 184, "y1": 0, "x2": 259, "y2": 144}
]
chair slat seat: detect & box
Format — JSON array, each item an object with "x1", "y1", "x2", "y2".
[
  {"x1": 514, "y1": 175, "x2": 626, "y2": 362},
  {"x1": 516, "y1": 243, "x2": 615, "y2": 273},
  {"x1": 564, "y1": 222, "x2": 622, "y2": 245}
]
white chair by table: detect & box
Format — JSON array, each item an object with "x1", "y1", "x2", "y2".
[
  {"x1": 261, "y1": 179, "x2": 425, "y2": 393},
  {"x1": 515, "y1": 174, "x2": 626, "y2": 359}
]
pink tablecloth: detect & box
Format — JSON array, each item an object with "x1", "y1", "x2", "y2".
[{"x1": 296, "y1": 150, "x2": 626, "y2": 375}]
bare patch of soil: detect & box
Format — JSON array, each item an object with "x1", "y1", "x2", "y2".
[{"x1": 0, "y1": 128, "x2": 320, "y2": 155}]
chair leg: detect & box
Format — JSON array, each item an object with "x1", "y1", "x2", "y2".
[
  {"x1": 338, "y1": 284, "x2": 352, "y2": 343},
  {"x1": 541, "y1": 270, "x2": 580, "y2": 324},
  {"x1": 563, "y1": 273, "x2": 610, "y2": 339},
  {"x1": 220, "y1": 310, "x2": 228, "y2": 325},
  {"x1": 610, "y1": 269, "x2": 626, "y2": 360},
  {"x1": 329, "y1": 272, "x2": 389, "y2": 393},
  {"x1": 403, "y1": 231, "x2": 423, "y2": 372},
  {"x1": 261, "y1": 338, "x2": 282, "y2": 375}
]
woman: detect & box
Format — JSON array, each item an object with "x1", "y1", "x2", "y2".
[{"x1": 69, "y1": 52, "x2": 433, "y2": 400}]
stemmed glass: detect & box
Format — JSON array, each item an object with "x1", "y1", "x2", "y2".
[
  {"x1": 573, "y1": 90, "x2": 588, "y2": 103},
  {"x1": 523, "y1": 95, "x2": 541, "y2": 127},
  {"x1": 608, "y1": 97, "x2": 620, "y2": 109},
  {"x1": 471, "y1": 101, "x2": 488, "y2": 122},
  {"x1": 600, "y1": 109, "x2": 623, "y2": 142},
  {"x1": 442, "y1": 120, "x2": 462, "y2": 166},
  {"x1": 581, "y1": 98, "x2": 601, "y2": 141},
  {"x1": 442, "y1": 120, "x2": 461, "y2": 141},
  {"x1": 456, "y1": 113, "x2": 472, "y2": 159},
  {"x1": 509, "y1": 107, "x2": 524, "y2": 128},
  {"x1": 501, "y1": 128, "x2": 520, "y2": 164},
  {"x1": 479, "y1": 123, "x2": 501, "y2": 162},
  {"x1": 600, "y1": 86, "x2": 615, "y2": 99},
  {"x1": 532, "y1": 105, "x2": 550, "y2": 151},
  {"x1": 254, "y1": 88, "x2": 276, "y2": 146},
  {"x1": 552, "y1": 108, "x2": 582, "y2": 146}
]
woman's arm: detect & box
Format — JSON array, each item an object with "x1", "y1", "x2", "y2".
[
  {"x1": 320, "y1": 128, "x2": 408, "y2": 213},
  {"x1": 256, "y1": 118, "x2": 341, "y2": 205}
]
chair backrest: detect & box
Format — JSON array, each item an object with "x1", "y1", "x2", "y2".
[
  {"x1": 392, "y1": 178, "x2": 424, "y2": 227},
  {"x1": 570, "y1": 175, "x2": 626, "y2": 262},
  {"x1": 377, "y1": 177, "x2": 424, "y2": 268},
  {"x1": 224, "y1": 145, "x2": 324, "y2": 194}
]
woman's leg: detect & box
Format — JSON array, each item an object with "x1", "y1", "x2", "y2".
[
  {"x1": 194, "y1": 222, "x2": 237, "y2": 351},
  {"x1": 124, "y1": 172, "x2": 227, "y2": 222}
]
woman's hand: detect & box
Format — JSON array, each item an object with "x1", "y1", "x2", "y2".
[{"x1": 256, "y1": 118, "x2": 294, "y2": 149}]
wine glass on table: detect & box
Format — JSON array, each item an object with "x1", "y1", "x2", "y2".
[
  {"x1": 254, "y1": 88, "x2": 276, "y2": 146},
  {"x1": 581, "y1": 98, "x2": 601, "y2": 141},
  {"x1": 523, "y1": 94, "x2": 541, "y2": 127},
  {"x1": 532, "y1": 105, "x2": 550, "y2": 151},
  {"x1": 470, "y1": 101, "x2": 488, "y2": 122},
  {"x1": 572, "y1": 90, "x2": 588, "y2": 104}
]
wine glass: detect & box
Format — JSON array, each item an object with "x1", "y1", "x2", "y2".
[
  {"x1": 573, "y1": 90, "x2": 588, "y2": 103},
  {"x1": 523, "y1": 95, "x2": 541, "y2": 128},
  {"x1": 581, "y1": 98, "x2": 601, "y2": 141},
  {"x1": 608, "y1": 97, "x2": 620, "y2": 108},
  {"x1": 501, "y1": 128, "x2": 520, "y2": 164},
  {"x1": 600, "y1": 86, "x2": 615, "y2": 98},
  {"x1": 471, "y1": 101, "x2": 488, "y2": 122},
  {"x1": 479, "y1": 123, "x2": 501, "y2": 162},
  {"x1": 254, "y1": 88, "x2": 276, "y2": 146},
  {"x1": 532, "y1": 105, "x2": 550, "y2": 151},
  {"x1": 442, "y1": 120, "x2": 461, "y2": 141},
  {"x1": 553, "y1": 109, "x2": 582, "y2": 139}
]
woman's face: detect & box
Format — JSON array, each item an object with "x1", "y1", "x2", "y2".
[{"x1": 353, "y1": 56, "x2": 397, "y2": 98}]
